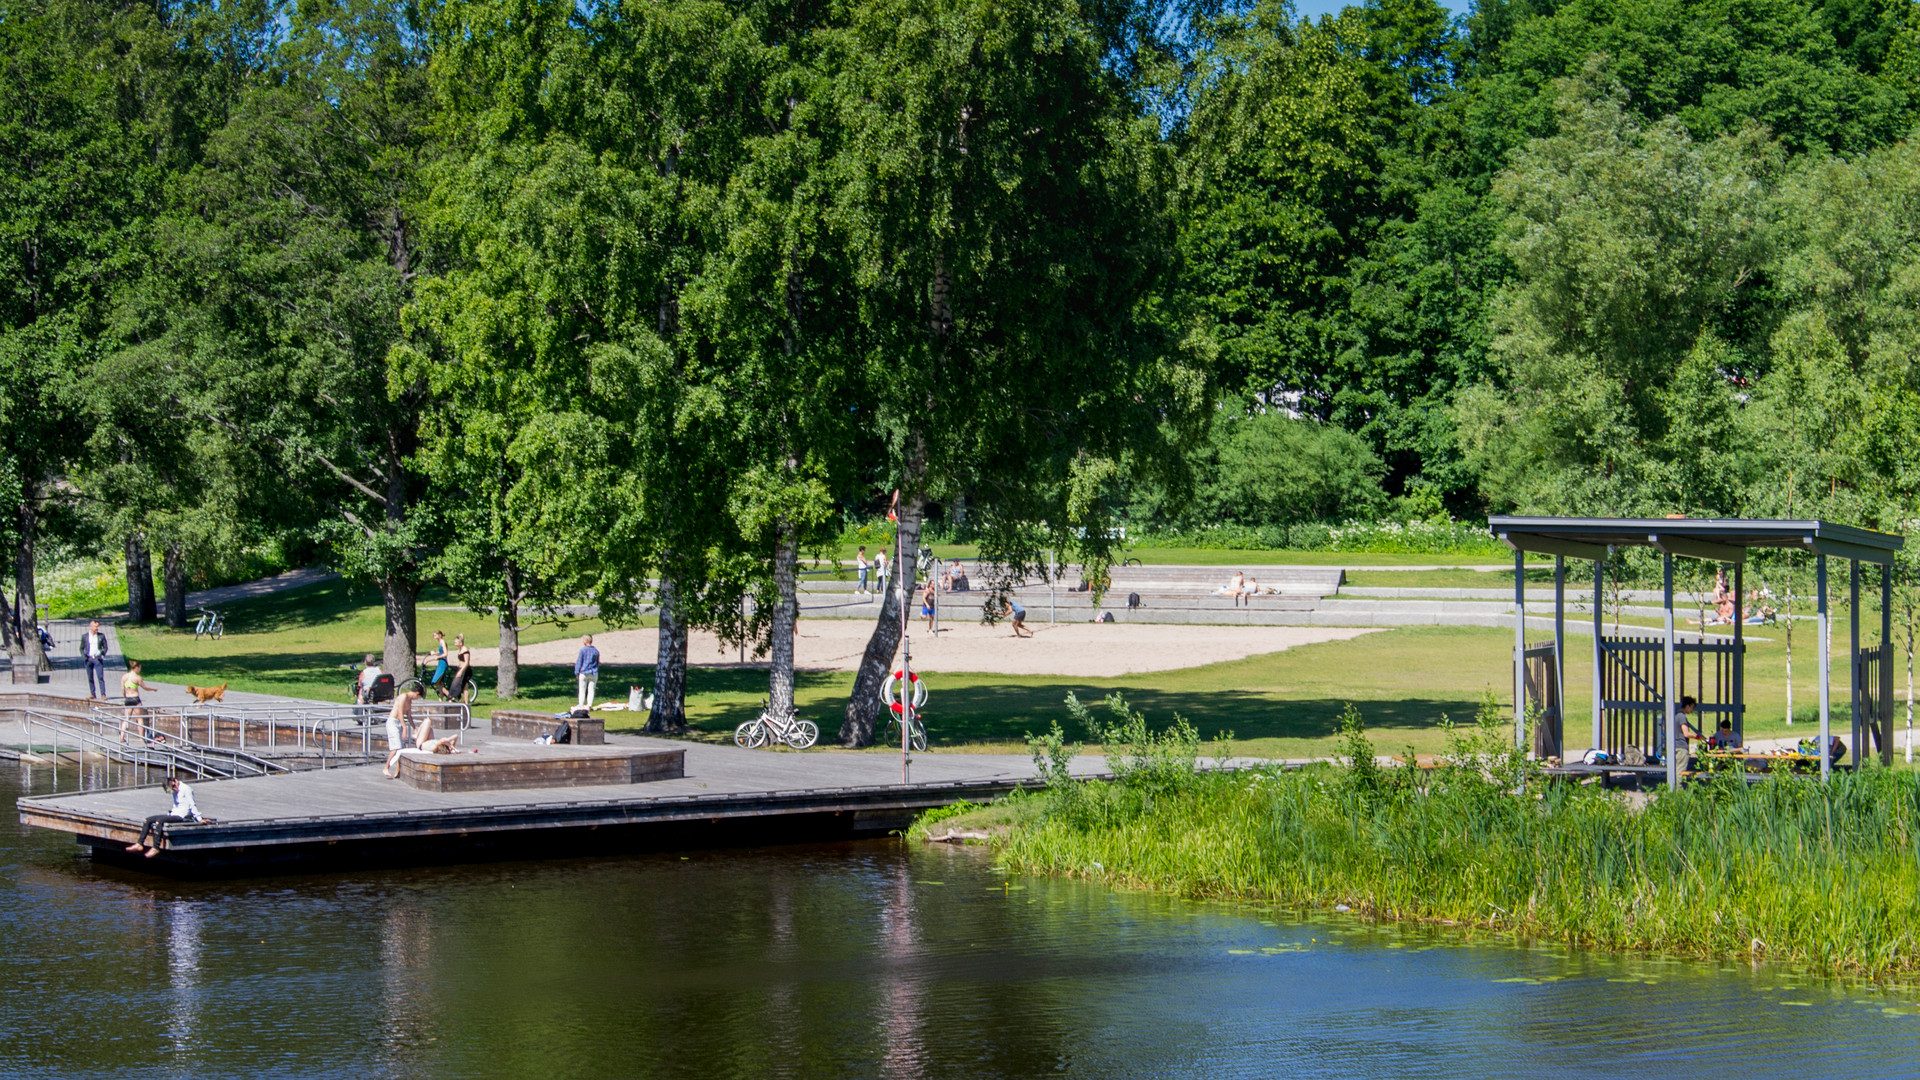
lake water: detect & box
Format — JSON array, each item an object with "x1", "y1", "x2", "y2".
[{"x1": 4, "y1": 766, "x2": 1917, "y2": 1079}]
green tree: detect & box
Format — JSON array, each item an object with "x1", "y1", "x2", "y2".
[
  {"x1": 1456, "y1": 67, "x2": 1774, "y2": 515},
  {"x1": 818, "y1": 0, "x2": 1198, "y2": 744},
  {"x1": 164, "y1": 0, "x2": 437, "y2": 677}
]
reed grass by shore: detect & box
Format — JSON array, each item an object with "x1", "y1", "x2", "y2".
[{"x1": 963, "y1": 694, "x2": 1920, "y2": 979}]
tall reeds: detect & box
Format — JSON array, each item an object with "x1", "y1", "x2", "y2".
[{"x1": 995, "y1": 695, "x2": 1920, "y2": 978}]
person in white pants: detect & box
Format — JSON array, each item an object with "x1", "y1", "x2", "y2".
[{"x1": 574, "y1": 634, "x2": 601, "y2": 710}]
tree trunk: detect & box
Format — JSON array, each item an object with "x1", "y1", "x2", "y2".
[
  {"x1": 163, "y1": 542, "x2": 188, "y2": 629},
  {"x1": 768, "y1": 523, "x2": 800, "y2": 720},
  {"x1": 497, "y1": 563, "x2": 520, "y2": 700},
  {"x1": 843, "y1": 495, "x2": 925, "y2": 746},
  {"x1": 381, "y1": 576, "x2": 417, "y2": 680},
  {"x1": 125, "y1": 531, "x2": 156, "y2": 623},
  {"x1": 0, "y1": 581, "x2": 12, "y2": 650},
  {"x1": 648, "y1": 576, "x2": 688, "y2": 733},
  {"x1": 11, "y1": 499, "x2": 44, "y2": 682}
]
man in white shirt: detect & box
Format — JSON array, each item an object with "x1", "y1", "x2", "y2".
[
  {"x1": 126, "y1": 775, "x2": 201, "y2": 858},
  {"x1": 81, "y1": 619, "x2": 110, "y2": 699}
]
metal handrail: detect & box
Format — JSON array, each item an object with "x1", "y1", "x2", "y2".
[
  {"x1": 86, "y1": 700, "x2": 468, "y2": 761},
  {"x1": 19, "y1": 709, "x2": 290, "y2": 794}
]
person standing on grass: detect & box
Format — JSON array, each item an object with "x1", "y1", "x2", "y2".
[
  {"x1": 125, "y1": 775, "x2": 199, "y2": 858},
  {"x1": 574, "y1": 634, "x2": 601, "y2": 710},
  {"x1": 856, "y1": 546, "x2": 870, "y2": 595},
  {"x1": 446, "y1": 635, "x2": 473, "y2": 702},
  {"x1": 82, "y1": 619, "x2": 110, "y2": 699}
]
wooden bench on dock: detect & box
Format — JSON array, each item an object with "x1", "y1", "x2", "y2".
[
  {"x1": 488, "y1": 709, "x2": 606, "y2": 745},
  {"x1": 397, "y1": 745, "x2": 683, "y2": 792}
]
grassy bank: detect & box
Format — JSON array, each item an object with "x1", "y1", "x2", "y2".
[{"x1": 953, "y1": 696, "x2": 1920, "y2": 979}]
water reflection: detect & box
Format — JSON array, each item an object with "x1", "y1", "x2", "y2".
[
  {"x1": 164, "y1": 900, "x2": 202, "y2": 1054},
  {"x1": 876, "y1": 860, "x2": 925, "y2": 1080},
  {"x1": 5, "y1": 765, "x2": 1918, "y2": 1079}
]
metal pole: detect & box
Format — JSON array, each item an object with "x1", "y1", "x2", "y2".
[
  {"x1": 1883, "y1": 562, "x2": 1895, "y2": 767},
  {"x1": 900, "y1": 526, "x2": 910, "y2": 785},
  {"x1": 1553, "y1": 556, "x2": 1565, "y2": 759},
  {"x1": 1513, "y1": 548, "x2": 1527, "y2": 751},
  {"x1": 1662, "y1": 552, "x2": 1679, "y2": 790},
  {"x1": 1881, "y1": 564, "x2": 1896, "y2": 764},
  {"x1": 1593, "y1": 554, "x2": 1604, "y2": 752},
  {"x1": 1733, "y1": 560, "x2": 1745, "y2": 746},
  {"x1": 1850, "y1": 560, "x2": 1861, "y2": 768},
  {"x1": 1818, "y1": 554, "x2": 1831, "y2": 783}
]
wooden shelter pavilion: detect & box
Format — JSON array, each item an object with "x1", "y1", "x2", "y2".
[{"x1": 1487, "y1": 517, "x2": 1905, "y2": 789}]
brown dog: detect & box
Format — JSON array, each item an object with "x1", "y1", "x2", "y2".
[{"x1": 187, "y1": 683, "x2": 228, "y2": 704}]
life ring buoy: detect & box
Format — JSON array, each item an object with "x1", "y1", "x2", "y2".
[{"x1": 879, "y1": 669, "x2": 929, "y2": 709}]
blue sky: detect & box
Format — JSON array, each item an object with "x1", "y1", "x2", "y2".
[{"x1": 1291, "y1": 0, "x2": 1475, "y2": 20}]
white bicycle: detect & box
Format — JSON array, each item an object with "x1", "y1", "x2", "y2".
[
  {"x1": 192, "y1": 608, "x2": 224, "y2": 641},
  {"x1": 734, "y1": 702, "x2": 819, "y2": 749}
]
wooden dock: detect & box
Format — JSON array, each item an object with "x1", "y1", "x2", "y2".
[{"x1": 16, "y1": 727, "x2": 1102, "y2": 872}]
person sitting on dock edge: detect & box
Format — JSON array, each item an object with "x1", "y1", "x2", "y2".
[{"x1": 126, "y1": 775, "x2": 200, "y2": 858}]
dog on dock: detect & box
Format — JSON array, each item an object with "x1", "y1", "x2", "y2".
[{"x1": 187, "y1": 683, "x2": 228, "y2": 704}]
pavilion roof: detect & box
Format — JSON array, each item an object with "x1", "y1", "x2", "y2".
[{"x1": 1487, "y1": 516, "x2": 1904, "y2": 565}]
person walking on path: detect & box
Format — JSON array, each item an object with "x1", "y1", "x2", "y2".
[
  {"x1": 446, "y1": 635, "x2": 473, "y2": 702},
  {"x1": 574, "y1": 634, "x2": 601, "y2": 710},
  {"x1": 118, "y1": 661, "x2": 157, "y2": 744},
  {"x1": 921, "y1": 580, "x2": 937, "y2": 632},
  {"x1": 424, "y1": 630, "x2": 449, "y2": 697},
  {"x1": 856, "y1": 546, "x2": 871, "y2": 595},
  {"x1": 125, "y1": 775, "x2": 199, "y2": 858},
  {"x1": 81, "y1": 619, "x2": 110, "y2": 699}
]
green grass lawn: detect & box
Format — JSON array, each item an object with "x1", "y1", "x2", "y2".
[
  {"x1": 1342, "y1": 567, "x2": 1555, "y2": 588},
  {"x1": 111, "y1": 576, "x2": 1913, "y2": 762},
  {"x1": 117, "y1": 578, "x2": 631, "y2": 705}
]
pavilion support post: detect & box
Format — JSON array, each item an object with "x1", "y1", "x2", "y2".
[
  {"x1": 1663, "y1": 552, "x2": 1679, "y2": 791},
  {"x1": 1553, "y1": 555, "x2": 1565, "y2": 756},
  {"x1": 1818, "y1": 555, "x2": 1831, "y2": 783},
  {"x1": 1592, "y1": 554, "x2": 1604, "y2": 752},
  {"x1": 1513, "y1": 548, "x2": 1527, "y2": 753},
  {"x1": 1883, "y1": 563, "x2": 1895, "y2": 767},
  {"x1": 1850, "y1": 560, "x2": 1862, "y2": 768},
  {"x1": 1733, "y1": 561, "x2": 1745, "y2": 745}
]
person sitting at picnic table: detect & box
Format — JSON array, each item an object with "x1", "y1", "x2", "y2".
[
  {"x1": 1706, "y1": 718, "x2": 1740, "y2": 749},
  {"x1": 125, "y1": 775, "x2": 199, "y2": 858}
]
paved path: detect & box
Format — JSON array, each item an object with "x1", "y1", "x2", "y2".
[{"x1": 186, "y1": 567, "x2": 336, "y2": 610}]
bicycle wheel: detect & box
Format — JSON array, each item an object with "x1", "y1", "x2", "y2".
[
  {"x1": 193, "y1": 622, "x2": 206, "y2": 641},
  {"x1": 213, "y1": 620, "x2": 223, "y2": 640},
  {"x1": 786, "y1": 720, "x2": 819, "y2": 749},
  {"x1": 908, "y1": 719, "x2": 927, "y2": 752},
  {"x1": 458, "y1": 679, "x2": 479, "y2": 706},
  {"x1": 733, "y1": 720, "x2": 766, "y2": 748}
]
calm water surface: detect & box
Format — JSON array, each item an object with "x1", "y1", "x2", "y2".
[{"x1": 3, "y1": 766, "x2": 1917, "y2": 1079}]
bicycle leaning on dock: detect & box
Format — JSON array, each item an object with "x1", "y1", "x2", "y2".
[{"x1": 734, "y1": 700, "x2": 819, "y2": 749}]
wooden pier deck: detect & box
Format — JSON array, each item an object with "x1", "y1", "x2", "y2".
[{"x1": 17, "y1": 728, "x2": 1103, "y2": 872}]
